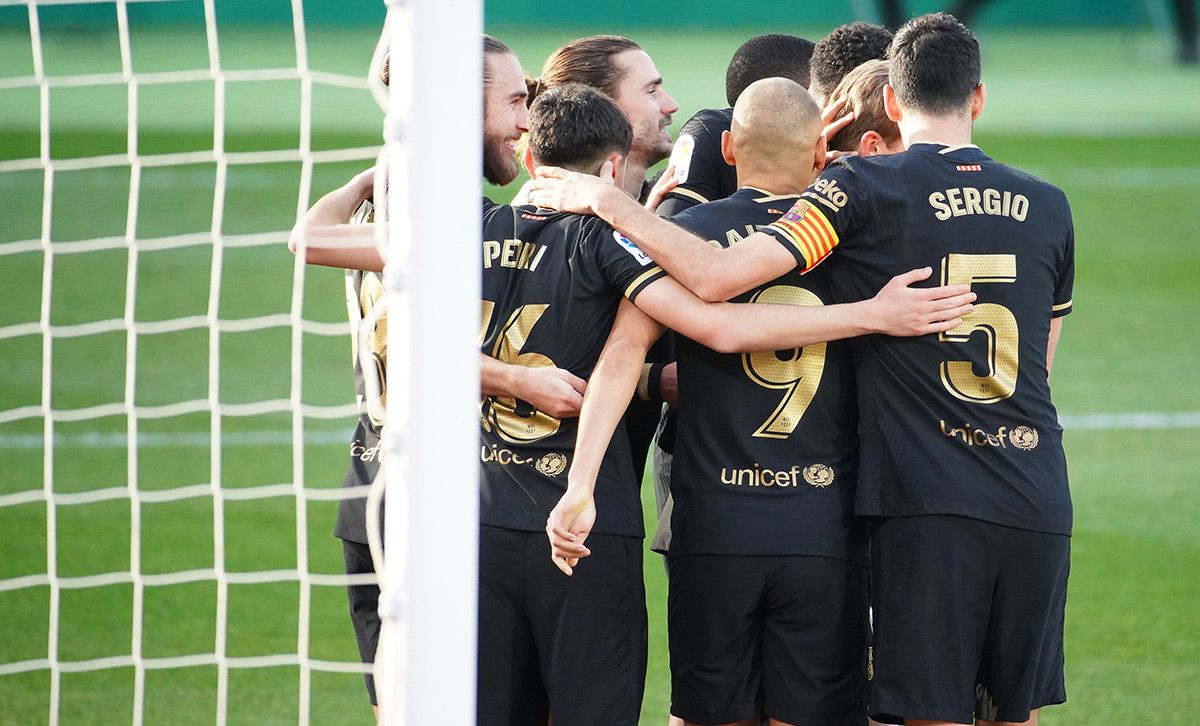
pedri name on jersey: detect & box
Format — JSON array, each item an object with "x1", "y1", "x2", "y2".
[{"x1": 483, "y1": 237, "x2": 549, "y2": 272}]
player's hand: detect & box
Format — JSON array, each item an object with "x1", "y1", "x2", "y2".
[
  {"x1": 643, "y1": 164, "x2": 680, "y2": 213},
  {"x1": 660, "y1": 362, "x2": 678, "y2": 408},
  {"x1": 509, "y1": 178, "x2": 536, "y2": 206},
  {"x1": 528, "y1": 164, "x2": 617, "y2": 215},
  {"x1": 344, "y1": 167, "x2": 376, "y2": 204},
  {"x1": 869, "y1": 267, "x2": 976, "y2": 337},
  {"x1": 820, "y1": 96, "x2": 857, "y2": 165},
  {"x1": 546, "y1": 485, "x2": 596, "y2": 576},
  {"x1": 514, "y1": 366, "x2": 586, "y2": 419}
]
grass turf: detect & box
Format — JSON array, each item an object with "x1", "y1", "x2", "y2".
[{"x1": 1, "y1": 22, "x2": 1199, "y2": 725}]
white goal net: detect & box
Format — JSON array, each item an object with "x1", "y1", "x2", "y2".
[{"x1": 0, "y1": 0, "x2": 479, "y2": 723}]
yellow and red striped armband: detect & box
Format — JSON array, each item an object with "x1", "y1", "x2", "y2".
[{"x1": 764, "y1": 199, "x2": 840, "y2": 272}]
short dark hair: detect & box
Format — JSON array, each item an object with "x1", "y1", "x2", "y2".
[
  {"x1": 887, "y1": 13, "x2": 981, "y2": 116},
  {"x1": 810, "y1": 22, "x2": 893, "y2": 101},
  {"x1": 528, "y1": 83, "x2": 632, "y2": 173},
  {"x1": 724, "y1": 33, "x2": 816, "y2": 107},
  {"x1": 530, "y1": 35, "x2": 642, "y2": 106}
]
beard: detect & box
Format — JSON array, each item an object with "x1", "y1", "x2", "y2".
[
  {"x1": 483, "y1": 130, "x2": 520, "y2": 186},
  {"x1": 629, "y1": 118, "x2": 673, "y2": 168}
]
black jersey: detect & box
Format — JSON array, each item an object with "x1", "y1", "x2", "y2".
[
  {"x1": 763, "y1": 143, "x2": 1075, "y2": 535},
  {"x1": 667, "y1": 188, "x2": 864, "y2": 562},
  {"x1": 657, "y1": 108, "x2": 738, "y2": 217},
  {"x1": 333, "y1": 200, "x2": 386, "y2": 544},
  {"x1": 479, "y1": 202, "x2": 667, "y2": 537}
]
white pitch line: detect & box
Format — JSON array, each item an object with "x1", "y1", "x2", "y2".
[
  {"x1": 0, "y1": 429, "x2": 353, "y2": 449},
  {"x1": 0, "y1": 413, "x2": 1196, "y2": 450}
]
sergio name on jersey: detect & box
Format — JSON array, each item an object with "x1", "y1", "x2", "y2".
[
  {"x1": 480, "y1": 200, "x2": 666, "y2": 537},
  {"x1": 668, "y1": 188, "x2": 864, "y2": 563},
  {"x1": 763, "y1": 143, "x2": 1075, "y2": 535}
]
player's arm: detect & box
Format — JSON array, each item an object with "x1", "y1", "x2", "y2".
[
  {"x1": 547, "y1": 301, "x2": 665, "y2": 575},
  {"x1": 1046, "y1": 317, "x2": 1064, "y2": 376},
  {"x1": 288, "y1": 168, "x2": 386, "y2": 272},
  {"x1": 480, "y1": 356, "x2": 586, "y2": 419},
  {"x1": 529, "y1": 167, "x2": 794, "y2": 302},
  {"x1": 632, "y1": 269, "x2": 974, "y2": 353}
]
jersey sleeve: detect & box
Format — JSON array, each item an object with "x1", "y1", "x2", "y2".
[
  {"x1": 1052, "y1": 195, "x2": 1075, "y2": 318},
  {"x1": 660, "y1": 110, "x2": 730, "y2": 214},
  {"x1": 761, "y1": 160, "x2": 866, "y2": 273},
  {"x1": 586, "y1": 220, "x2": 667, "y2": 302}
]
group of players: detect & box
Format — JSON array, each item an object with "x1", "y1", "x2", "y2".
[{"x1": 291, "y1": 12, "x2": 1075, "y2": 726}]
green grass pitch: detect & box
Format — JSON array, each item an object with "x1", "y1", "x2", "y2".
[{"x1": 1, "y1": 20, "x2": 1198, "y2": 725}]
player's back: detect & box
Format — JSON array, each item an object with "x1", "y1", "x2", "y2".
[
  {"x1": 668, "y1": 188, "x2": 864, "y2": 563},
  {"x1": 478, "y1": 201, "x2": 665, "y2": 538},
  {"x1": 805, "y1": 143, "x2": 1075, "y2": 534}
]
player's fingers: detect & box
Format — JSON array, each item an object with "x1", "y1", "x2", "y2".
[
  {"x1": 927, "y1": 292, "x2": 976, "y2": 310},
  {"x1": 821, "y1": 95, "x2": 849, "y2": 124},
  {"x1": 925, "y1": 317, "x2": 965, "y2": 334},
  {"x1": 890, "y1": 266, "x2": 934, "y2": 287},
  {"x1": 600, "y1": 159, "x2": 616, "y2": 184},
  {"x1": 549, "y1": 524, "x2": 577, "y2": 543},
  {"x1": 822, "y1": 110, "x2": 856, "y2": 139},
  {"x1": 535, "y1": 166, "x2": 568, "y2": 179},
  {"x1": 560, "y1": 370, "x2": 587, "y2": 394},
  {"x1": 921, "y1": 284, "x2": 972, "y2": 300},
  {"x1": 551, "y1": 555, "x2": 573, "y2": 577}
]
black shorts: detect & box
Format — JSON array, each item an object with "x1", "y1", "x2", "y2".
[
  {"x1": 477, "y1": 525, "x2": 647, "y2": 726},
  {"x1": 869, "y1": 515, "x2": 1069, "y2": 723},
  {"x1": 342, "y1": 539, "x2": 380, "y2": 705},
  {"x1": 667, "y1": 554, "x2": 869, "y2": 725}
]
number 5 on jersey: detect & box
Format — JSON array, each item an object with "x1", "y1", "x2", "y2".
[{"x1": 938, "y1": 253, "x2": 1019, "y2": 404}]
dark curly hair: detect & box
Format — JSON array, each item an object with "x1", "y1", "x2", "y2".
[{"x1": 809, "y1": 22, "x2": 893, "y2": 102}]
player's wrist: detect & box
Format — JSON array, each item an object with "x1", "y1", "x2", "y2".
[{"x1": 594, "y1": 184, "x2": 635, "y2": 223}]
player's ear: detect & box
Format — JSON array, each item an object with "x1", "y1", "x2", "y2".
[
  {"x1": 858, "y1": 130, "x2": 882, "y2": 157},
  {"x1": 523, "y1": 145, "x2": 536, "y2": 178},
  {"x1": 970, "y1": 82, "x2": 986, "y2": 121},
  {"x1": 883, "y1": 83, "x2": 902, "y2": 123},
  {"x1": 606, "y1": 152, "x2": 625, "y2": 185},
  {"x1": 720, "y1": 129, "x2": 736, "y2": 166},
  {"x1": 813, "y1": 133, "x2": 828, "y2": 173}
]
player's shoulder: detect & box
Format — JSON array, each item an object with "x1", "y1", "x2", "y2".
[
  {"x1": 680, "y1": 106, "x2": 733, "y2": 139},
  {"x1": 986, "y1": 160, "x2": 1071, "y2": 209}
]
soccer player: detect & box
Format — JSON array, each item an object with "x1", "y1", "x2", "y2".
[
  {"x1": 531, "y1": 13, "x2": 1075, "y2": 726},
  {"x1": 527, "y1": 34, "x2": 684, "y2": 489},
  {"x1": 288, "y1": 36, "x2": 587, "y2": 716},
  {"x1": 481, "y1": 81, "x2": 975, "y2": 726},
  {"x1": 665, "y1": 77, "x2": 873, "y2": 726},
  {"x1": 656, "y1": 33, "x2": 815, "y2": 217},
  {"x1": 808, "y1": 22, "x2": 893, "y2": 105},
  {"x1": 825, "y1": 59, "x2": 904, "y2": 157}
]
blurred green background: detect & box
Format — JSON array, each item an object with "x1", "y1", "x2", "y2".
[{"x1": 1, "y1": 1, "x2": 1198, "y2": 724}]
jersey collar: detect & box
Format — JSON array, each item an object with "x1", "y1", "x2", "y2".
[{"x1": 908, "y1": 141, "x2": 991, "y2": 162}]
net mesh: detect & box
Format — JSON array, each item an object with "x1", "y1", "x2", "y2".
[{"x1": 0, "y1": 1, "x2": 384, "y2": 723}]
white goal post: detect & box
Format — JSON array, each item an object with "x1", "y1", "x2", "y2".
[{"x1": 374, "y1": 0, "x2": 482, "y2": 724}]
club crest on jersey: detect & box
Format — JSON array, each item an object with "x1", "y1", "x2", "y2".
[
  {"x1": 535, "y1": 452, "x2": 568, "y2": 477},
  {"x1": 802, "y1": 464, "x2": 835, "y2": 487},
  {"x1": 613, "y1": 231, "x2": 654, "y2": 266}
]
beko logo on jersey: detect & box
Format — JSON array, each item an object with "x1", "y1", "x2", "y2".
[
  {"x1": 928, "y1": 187, "x2": 1029, "y2": 222},
  {"x1": 939, "y1": 420, "x2": 1040, "y2": 450},
  {"x1": 483, "y1": 238, "x2": 548, "y2": 272},
  {"x1": 803, "y1": 178, "x2": 848, "y2": 211},
  {"x1": 719, "y1": 463, "x2": 835, "y2": 488},
  {"x1": 613, "y1": 231, "x2": 654, "y2": 266}
]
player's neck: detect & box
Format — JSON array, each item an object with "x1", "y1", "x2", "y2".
[
  {"x1": 900, "y1": 114, "x2": 974, "y2": 150},
  {"x1": 736, "y1": 165, "x2": 811, "y2": 197},
  {"x1": 618, "y1": 159, "x2": 650, "y2": 198}
]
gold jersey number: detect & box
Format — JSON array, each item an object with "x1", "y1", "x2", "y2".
[
  {"x1": 479, "y1": 300, "x2": 561, "y2": 444},
  {"x1": 742, "y1": 285, "x2": 828, "y2": 438},
  {"x1": 938, "y1": 253, "x2": 1019, "y2": 403}
]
